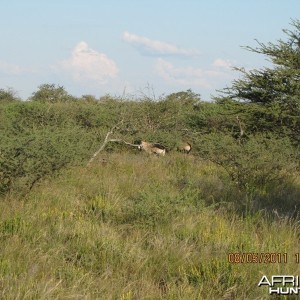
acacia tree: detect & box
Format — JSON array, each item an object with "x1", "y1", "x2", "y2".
[
  {"x1": 220, "y1": 20, "x2": 300, "y2": 141},
  {"x1": 30, "y1": 84, "x2": 76, "y2": 102}
]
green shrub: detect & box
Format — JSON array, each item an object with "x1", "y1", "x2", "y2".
[{"x1": 193, "y1": 132, "x2": 299, "y2": 211}]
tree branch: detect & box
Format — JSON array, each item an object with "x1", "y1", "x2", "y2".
[
  {"x1": 86, "y1": 119, "x2": 141, "y2": 166},
  {"x1": 87, "y1": 120, "x2": 124, "y2": 166}
]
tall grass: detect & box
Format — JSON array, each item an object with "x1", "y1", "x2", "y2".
[{"x1": 1, "y1": 153, "x2": 300, "y2": 299}]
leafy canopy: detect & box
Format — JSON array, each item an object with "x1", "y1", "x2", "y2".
[
  {"x1": 222, "y1": 19, "x2": 300, "y2": 105},
  {"x1": 217, "y1": 20, "x2": 300, "y2": 142}
]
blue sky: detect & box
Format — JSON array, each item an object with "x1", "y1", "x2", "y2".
[{"x1": 0, "y1": 0, "x2": 299, "y2": 101}]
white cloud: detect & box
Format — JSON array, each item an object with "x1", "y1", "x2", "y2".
[
  {"x1": 155, "y1": 58, "x2": 234, "y2": 89},
  {"x1": 212, "y1": 58, "x2": 233, "y2": 69},
  {"x1": 123, "y1": 31, "x2": 200, "y2": 57},
  {"x1": 0, "y1": 61, "x2": 36, "y2": 75},
  {"x1": 61, "y1": 41, "x2": 118, "y2": 84},
  {"x1": 155, "y1": 58, "x2": 212, "y2": 88}
]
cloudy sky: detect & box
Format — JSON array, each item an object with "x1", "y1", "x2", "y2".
[{"x1": 1, "y1": 0, "x2": 299, "y2": 100}]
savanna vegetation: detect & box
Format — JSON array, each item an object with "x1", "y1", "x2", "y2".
[{"x1": 1, "y1": 20, "x2": 300, "y2": 299}]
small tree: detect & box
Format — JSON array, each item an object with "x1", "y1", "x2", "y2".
[
  {"x1": 0, "y1": 88, "x2": 20, "y2": 102},
  {"x1": 30, "y1": 84, "x2": 76, "y2": 103}
]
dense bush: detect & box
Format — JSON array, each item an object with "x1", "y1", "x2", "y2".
[
  {"x1": 0, "y1": 101, "x2": 107, "y2": 195},
  {"x1": 0, "y1": 124, "x2": 98, "y2": 195},
  {"x1": 1, "y1": 86, "x2": 299, "y2": 210}
]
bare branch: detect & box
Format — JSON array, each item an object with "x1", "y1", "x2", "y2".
[
  {"x1": 122, "y1": 140, "x2": 140, "y2": 148},
  {"x1": 87, "y1": 131, "x2": 113, "y2": 167},
  {"x1": 87, "y1": 120, "x2": 125, "y2": 167},
  {"x1": 86, "y1": 117, "x2": 143, "y2": 166}
]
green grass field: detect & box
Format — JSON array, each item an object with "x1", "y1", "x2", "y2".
[{"x1": 1, "y1": 152, "x2": 300, "y2": 299}]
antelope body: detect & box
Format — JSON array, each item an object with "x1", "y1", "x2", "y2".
[
  {"x1": 138, "y1": 141, "x2": 166, "y2": 156},
  {"x1": 177, "y1": 142, "x2": 192, "y2": 154}
]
